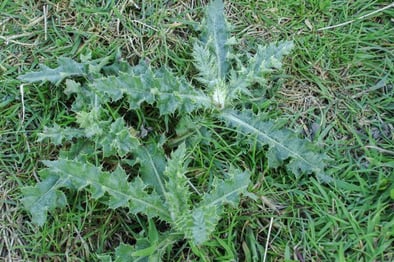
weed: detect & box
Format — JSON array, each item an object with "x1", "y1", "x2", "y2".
[{"x1": 18, "y1": 1, "x2": 329, "y2": 260}]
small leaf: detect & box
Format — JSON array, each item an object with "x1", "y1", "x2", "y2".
[
  {"x1": 251, "y1": 41, "x2": 294, "y2": 74},
  {"x1": 199, "y1": 169, "x2": 250, "y2": 208},
  {"x1": 115, "y1": 243, "x2": 134, "y2": 262},
  {"x1": 20, "y1": 173, "x2": 68, "y2": 226},
  {"x1": 136, "y1": 144, "x2": 167, "y2": 197},
  {"x1": 76, "y1": 108, "x2": 105, "y2": 138},
  {"x1": 37, "y1": 125, "x2": 84, "y2": 145},
  {"x1": 154, "y1": 68, "x2": 211, "y2": 115},
  {"x1": 192, "y1": 42, "x2": 219, "y2": 89},
  {"x1": 190, "y1": 205, "x2": 219, "y2": 245},
  {"x1": 64, "y1": 79, "x2": 98, "y2": 112},
  {"x1": 18, "y1": 57, "x2": 86, "y2": 85},
  {"x1": 184, "y1": 168, "x2": 250, "y2": 245},
  {"x1": 100, "y1": 118, "x2": 140, "y2": 157}
]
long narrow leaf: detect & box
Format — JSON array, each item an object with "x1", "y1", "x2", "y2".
[
  {"x1": 204, "y1": 0, "x2": 229, "y2": 80},
  {"x1": 220, "y1": 110, "x2": 330, "y2": 180},
  {"x1": 22, "y1": 159, "x2": 170, "y2": 226},
  {"x1": 163, "y1": 143, "x2": 191, "y2": 223},
  {"x1": 92, "y1": 65, "x2": 211, "y2": 115},
  {"x1": 18, "y1": 57, "x2": 86, "y2": 85}
]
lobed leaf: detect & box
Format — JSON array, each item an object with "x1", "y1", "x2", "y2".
[
  {"x1": 91, "y1": 64, "x2": 211, "y2": 115},
  {"x1": 22, "y1": 159, "x2": 170, "y2": 226},
  {"x1": 184, "y1": 169, "x2": 250, "y2": 245},
  {"x1": 220, "y1": 109, "x2": 330, "y2": 180},
  {"x1": 228, "y1": 41, "x2": 294, "y2": 95},
  {"x1": 250, "y1": 41, "x2": 294, "y2": 75},
  {"x1": 64, "y1": 79, "x2": 98, "y2": 112},
  {"x1": 100, "y1": 118, "x2": 140, "y2": 157},
  {"x1": 154, "y1": 68, "x2": 211, "y2": 114},
  {"x1": 76, "y1": 108, "x2": 106, "y2": 138},
  {"x1": 18, "y1": 57, "x2": 86, "y2": 85},
  {"x1": 37, "y1": 124, "x2": 84, "y2": 145},
  {"x1": 115, "y1": 226, "x2": 172, "y2": 262},
  {"x1": 163, "y1": 143, "x2": 191, "y2": 224},
  {"x1": 193, "y1": 42, "x2": 219, "y2": 89}
]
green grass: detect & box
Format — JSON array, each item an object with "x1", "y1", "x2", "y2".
[{"x1": 1, "y1": 0, "x2": 393, "y2": 261}]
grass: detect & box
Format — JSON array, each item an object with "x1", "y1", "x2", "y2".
[{"x1": 1, "y1": 0, "x2": 393, "y2": 261}]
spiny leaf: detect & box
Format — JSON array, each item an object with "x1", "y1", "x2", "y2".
[
  {"x1": 50, "y1": 160, "x2": 168, "y2": 219},
  {"x1": 22, "y1": 159, "x2": 170, "y2": 225},
  {"x1": 91, "y1": 64, "x2": 210, "y2": 115},
  {"x1": 153, "y1": 68, "x2": 211, "y2": 115},
  {"x1": 18, "y1": 57, "x2": 86, "y2": 85},
  {"x1": 136, "y1": 144, "x2": 167, "y2": 197},
  {"x1": 184, "y1": 169, "x2": 250, "y2": 245},
  {"x1": 100, "y1": 118, "x2": 140, "y2": 157},
  {"x1": 228, "y1": 41, "x2": 294, "y2": 96},
  {"x1": 114, "y1": 219, "x2": 178, "y2": 262},
  {"x1": 163, "y1": 143, "x2": 191, "y2": 223},
  {"x1": 20, "y1": 173, "x2": 68, "y2": 226},
  {"x1": 114, "y1": 243, "x2": 135, "y2": 262},
  {"x1": 76, "y1": 108, "x2": 106, "y2": 138},
  {"x1": 220, "y1": 110, "x2": 330, "y2": 180},
  {"x1": 190, "y1": 205, "x2": 220, "y2": 246},
  {"x1": 37, "y1": 124, "x2": 84, "y2": 145},
  {"x1": 91, "y1": 65, "x2": 155, "y2": 106},
  {"x1": 250, "y1": 41, "x2": 294, "y2": 74},
  {"x1": 202, "y1": 0, "x2": 229, "y2": 80},
  {"x1": 64, "y1": 79, "x2": 98, "y2": 112},
  {"x1": 192, "y1": 42, "x2": 219, "y2": 88},
  {"x1": 199, "y1": 169, "x2": 250, "y2": 208}
]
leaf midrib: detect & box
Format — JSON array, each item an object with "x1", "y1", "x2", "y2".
[{"x1": 221, "y1": 111, "x2": 318, "y2": 172}]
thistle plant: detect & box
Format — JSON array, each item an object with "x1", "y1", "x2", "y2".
[{"x1": 18, "y1": 0, "x2": 329, "y2": 260}]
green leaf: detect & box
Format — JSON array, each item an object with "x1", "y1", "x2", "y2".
[
  {"x1": 100, "y1": 118, "x2": 140, "y2": 157},
  {"x1": 37, "y1": 124, "x2": 84, "y2": 145},
  {"x1": 136, "y1": 144, "x2": 167, "y2": 197},
  {"x1": 199, "y1": 169, "x2": 250, "y2": 208},
  {"x1": 190, "y1": 205, "x2": 220, "y2": 245},
  {"x1": 202, "y1": 0, "x2": 229, "y2": 80},
  {"x1": 22, "y1": 159, "x2": 170, "y2": 225},
  {"x1": 115, "y1": 243, "x2": 134, "y2": 262},
  {"x1": 76, "y1": 108, "x2": 106, "y2": 138},
  {"x1": 115, "y1": 241, "x2": 161, "y2": 262},
  {"x1": 91, "y1": 64, "x2": 210, "y2": 115},
  {"x1": 115, "y1": 220, "x2": 173, "y2": 262},
  {"x1": 20, "y1": 173, "x2": 68, "y2": 226},
  {"x1": 220, "y1": 110, "x2": 330, "y2": 180},
  {"x1": 250, "y1": 41, "x2": 294, "y2": 75},
  {"x1": 18, "y1": 57, "x2": 86, "y2": 85},
  {"x1": 192, "y1": 42, "x2": 219, "y2": 88},
  {"x1": 163, "y1": 143, "x2": 191, "y2": 223},
  {"x1": 64, "y1": 79, "x2": 98, "y2": 112},
  {"x1": 228, "y1": 41, "x2": 294, "y2": 98},
  {"x1": 184, "y1": 169, "x2": 250, "y2": 245},
  {"x1": 154, "y1": 68, "x2": 211, "y2": 115}
]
